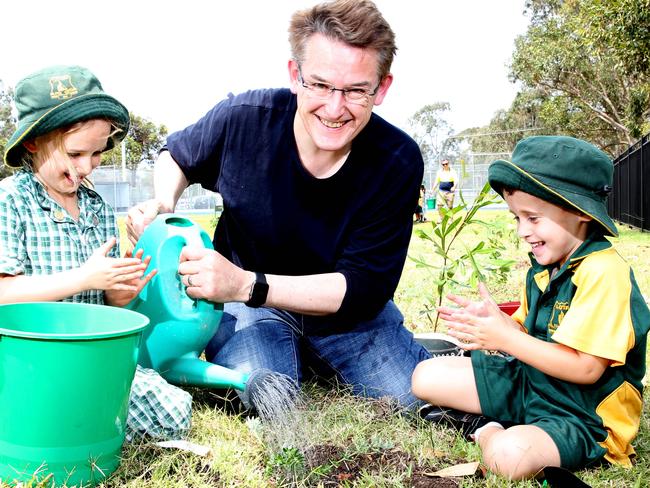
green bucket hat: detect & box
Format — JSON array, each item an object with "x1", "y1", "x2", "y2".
[
  {"x1": 3, "y1": 65, "x2": 130, "y2": 168},
  {"x1": 488, "y1": 135, "x2": 617, "y2": 236}
]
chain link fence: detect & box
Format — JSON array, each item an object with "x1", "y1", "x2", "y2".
[
  {"x1": 92, "y1": 154, "x2": 510, "y2": 215},
  {"x1": 91, "y1": 165, "x2": 221, "y2": 214},
  {"x1": 423, "y1": 152, "x2": 510, "y2": 210}
]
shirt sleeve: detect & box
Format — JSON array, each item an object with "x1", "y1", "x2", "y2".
[
  {"x1": 165, "y1": 95, "x2": 231, "y2": 190},
  {"x1": 335, "y1": 141, "x2": 424, "y2": 321},
  {"x1": 0, "y1": 188, "x2": 26, "y2": 276},
  {"x1": 552, "y1": 252, "x2": 635, "y2": 365}
]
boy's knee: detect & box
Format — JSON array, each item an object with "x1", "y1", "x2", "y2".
[
  {"x1": 482, "y1": 432, "x2": 548, "y2": 480},
  {"x1": 411, "y1": 359, "x2": 435, "y2": 398}
]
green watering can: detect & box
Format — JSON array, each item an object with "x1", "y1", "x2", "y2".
[{"x1": 127, "y1": 214, "x2": 248, "y2": 391}]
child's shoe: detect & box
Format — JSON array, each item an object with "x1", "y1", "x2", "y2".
[
  {"x1": 418, "y1": 404, "x2": 491, "y2": 440},
  {"x1": 415, "y1": 332, "x2": 469, "y2": 357}
]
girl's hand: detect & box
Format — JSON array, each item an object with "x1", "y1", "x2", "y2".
[
  {"x1": 105, "y1": 248, "x2": 157, "y2": 307},
  {"x1": 80, "y1": 237, "x2": 148, "y2": 292},
  {"x1": 438, "y1": 283, "x2": 514, "y2": 351}
]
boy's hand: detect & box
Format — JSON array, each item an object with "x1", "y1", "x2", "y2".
[
  {"x1": 80, "y1": 237, "x2": 149, "y2": 292},
  {"x1": 105, "y1": 248, "x2": 157, "y2": 307},
  {"x1": 438, "y1": 283, "x2": 516, "y2": 351}
]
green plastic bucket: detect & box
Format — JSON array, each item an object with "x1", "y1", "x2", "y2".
[
  {"x1": 426, "y1": 198, "x2": 436, "y2": 209},
  {"x1": 0, "y1": 302, "x2": 149, "y2": 486}
]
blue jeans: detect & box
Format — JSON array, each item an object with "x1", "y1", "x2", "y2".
[{"x1": 205, "y1": 300, "x2": 431, "y2": 408}]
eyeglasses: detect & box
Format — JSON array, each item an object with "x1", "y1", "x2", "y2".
[{"x1": 297, "y1": 67, "x2": 380, "y2": 105}]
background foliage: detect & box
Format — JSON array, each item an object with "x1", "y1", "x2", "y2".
[{"x1": 455, "y1": 0, "x2": 650, "y2": 156}]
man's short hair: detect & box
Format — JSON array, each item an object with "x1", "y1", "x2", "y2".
[{"x1": 288, "y1": 0, "x2": 397, "y2": 80}]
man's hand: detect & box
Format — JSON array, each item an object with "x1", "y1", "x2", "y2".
[
  {"x1": 177, "y1": 247, "x2": 252, "y2": 304},
  {"x1": 126, "y1": 199, "x2": 164, "y2": 246}
]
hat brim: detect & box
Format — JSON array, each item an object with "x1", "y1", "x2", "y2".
[
  {"x1": 489, "y1": 159, "x2": 618, "y2": 237},
  {"x1": 3, "y1": 93, "x2": 130, "y2": 168}
]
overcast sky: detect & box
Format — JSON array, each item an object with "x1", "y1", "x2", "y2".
[{"x1": 1, "y1": 0, "x2": 529, "y2": 135}]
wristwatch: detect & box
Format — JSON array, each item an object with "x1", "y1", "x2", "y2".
[{"x1": 245, "y1": 272, "x2": 269, "y2": 308}]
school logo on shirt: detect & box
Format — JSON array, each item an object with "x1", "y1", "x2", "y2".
[
  {"x1": 548, "y1": 301, "x2": 570, "y2": 333},
  {"x1": 49, "y1": 75, "x2": 78, "y2": 100}
]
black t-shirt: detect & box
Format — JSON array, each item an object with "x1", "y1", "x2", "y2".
[{"x1": 166, "y1": 88, "x2": 423, "y2": 321}]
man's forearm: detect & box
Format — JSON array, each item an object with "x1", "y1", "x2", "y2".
[
  {"x1": 154, "y1": 150, "x2": 190, "y2": 212},
  {"x1": 264, "y1": 272, "x2": 347, "y2": 315}
]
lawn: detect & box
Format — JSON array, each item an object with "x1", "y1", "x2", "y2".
[{"x1": 7, "y1": 210, "x2": 650, "y2": 487}]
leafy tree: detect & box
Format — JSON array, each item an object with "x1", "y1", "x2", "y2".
[
  {"x1": 408, "y1": 103, "x2": 460, "y2": 188},
  {"x1": 0, "y1": 80, "x2": 17, "y2": 179},
  {"x1": 461, "y1": 89, "x2": 547, "y2": 154},
  {"x1": 508, "y1": 0, "x2": 650, "y2": 154},
  {"x1": 581, "y1": 0, "x2": 650, "y2": 77},
  {"x1": 102, "y1": 114, "x2": 168, "y2": 169}
]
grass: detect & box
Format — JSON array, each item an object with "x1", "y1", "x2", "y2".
[{"x1": 5, "y1": 210, "x2": 650, "y2": 487}]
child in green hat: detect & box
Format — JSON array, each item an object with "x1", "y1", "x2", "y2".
[
  {"x1": 0, "y1": 65, "x2": 191, "y2": 441},
  {"x1": 412, "y1": 136, "x2": 650, "y2": 479},
  {"x1": 1, "y1": 64, "x2": 151, "y2": 305}
]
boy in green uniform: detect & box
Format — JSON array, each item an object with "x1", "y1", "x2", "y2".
[{"x1": 412, "y1": 135, "x2": 650, "y2": 479}]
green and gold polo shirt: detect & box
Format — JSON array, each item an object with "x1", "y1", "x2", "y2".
[{"x1": 514, "y1": 232, "x2": 650, "y2": 466}]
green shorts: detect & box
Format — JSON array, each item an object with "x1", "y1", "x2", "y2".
[{"x1": 471, "y1": 351, "x2": 608, "y2": 470}]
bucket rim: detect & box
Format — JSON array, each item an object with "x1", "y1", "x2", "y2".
[{"x1": 0, "y1": 302, "x2": 149, "y2": 340}]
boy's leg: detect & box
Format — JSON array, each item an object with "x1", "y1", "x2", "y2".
[
  {"x1": 411, "y1": 356, "x2": 482, "y2": 414},
  {"x1": 303, "y1": 300, "x2": 431, "y2": 409},
  {"x1": 478, "y1": 424, "x2": 561, "y2": 480}
]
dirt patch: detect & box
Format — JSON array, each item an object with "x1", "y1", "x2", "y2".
[
  {"x1": 410, "y1": 474, "x2": 460, "y2": 488},
  {"x1": 303, "y1": 444, "x2": 460, "y2": 487}
]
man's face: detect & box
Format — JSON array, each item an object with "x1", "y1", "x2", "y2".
[{"x1": 289, "y1": 33, "x2": 392, "y2": 158}]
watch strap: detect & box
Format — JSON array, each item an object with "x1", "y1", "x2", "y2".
[{"x1": 245, "y1": 272, "x2": 269, "y2": 308}]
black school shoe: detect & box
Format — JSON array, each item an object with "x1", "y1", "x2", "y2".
[
  {"x1": 418, "y1": 404, "x2": 491, "y2": 440},
  {"x1": 415, "y1": 332, "x2": 470, "y2": 358}
]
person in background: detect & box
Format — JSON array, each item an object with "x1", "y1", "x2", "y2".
[
  {"x1": 127, "y1": 0, "x2": 432, "y2": 409},
  {"x1": 433, "y1": 159, "x2": 457, "y2": 217},
  {"x1": 0, "y1": 65, "x2": 189, "y2": 441},
  {"x1": 414, "y1": 183, "x2": 426, "y2": 223},
  {"x1": 412, "y1": 136, "x2": 650, "y2": 479}
]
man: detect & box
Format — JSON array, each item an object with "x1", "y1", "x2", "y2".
[{"x1": 127, "y1": 0, "x2": 429, "y2": 408}]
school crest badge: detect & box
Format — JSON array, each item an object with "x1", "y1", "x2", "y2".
[{"x1": 49, "y1": 75, "x2": 78, "y2": 100}]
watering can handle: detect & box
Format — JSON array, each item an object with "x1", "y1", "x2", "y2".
[
  {"x1": 128, "y1": 214, "x2": 219, "y2": 319},
  {"x1": 155, "y1": 235, "x2": 215, "y2": 319}
]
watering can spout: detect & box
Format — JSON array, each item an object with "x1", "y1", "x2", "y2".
[{"x1": 162, "y1": 356, "x2": 249, "y2": 391}]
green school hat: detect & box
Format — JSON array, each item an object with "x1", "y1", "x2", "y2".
[
  {"x1": 488, "y1": 135, "x2": 617, "y2": 236},
  {"x1": 3, "y1": 65, "x2": 130, "y2": 168}
]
